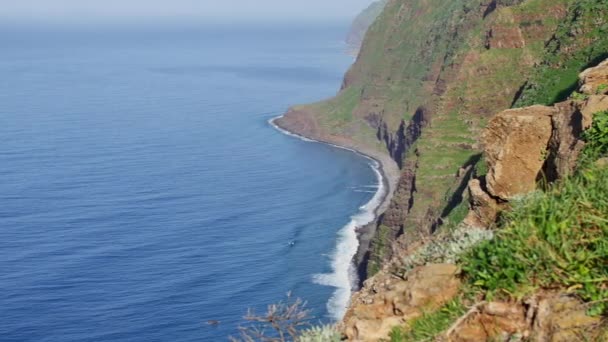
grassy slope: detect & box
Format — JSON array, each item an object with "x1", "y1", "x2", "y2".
[
  {"x1": 515, "y1": 0, "x2": 608, "y2": 107},
  {"x1": 306, "y1": 0, "x2": 475, "y2": 145}
]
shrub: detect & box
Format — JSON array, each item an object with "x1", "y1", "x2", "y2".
[
  {"x1": 298, "y1": 325, "x2": 341, "y2": 342},
  {"x1": 390, "y1": 299, "x2": 466, "y2": 342},
  {"x1": 462, "y1": 165, "x2": 608, "y2": 315},
  {"x1": 571, "y1": 91, "x2": 590, "y2": 101},
  {"x1": 230, "y1": 293, "x2": 312, "y2": 342},
  {"x1": 581, "y1": 110, "x2": 608, "y2": 163},
  {"x1": 393, "y1": 226, "x2": 494, "y2": 278}
]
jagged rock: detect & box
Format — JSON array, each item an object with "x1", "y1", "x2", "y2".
[
  {"x1": 545, "y1": 101, "x2": 586, "y2": 180},
  {"x1": 579, "y1": 59, "x2": 608, "y2": 95},
  {"x1": 547, "y1": 95, "x2": 608, "y2": 179},
  {"x1": 368, "y1": 160, "x2": 418, "y2": 271},
  {"x1": 475, "y1": 83, "x2": 608, "y2": 204},
  {"x1": 464, "y1": 178, "x2": 501, "y2": 228},
  {"x1": 446, "y1": 294, "x2": 601, "y2": 342},
  {"x1": 449, "y1": 302, "x2": 528, "y2": 342},
  {"x1": 483, "y1": 106, "x2": 554, "y2": 200},
  {"x1": 530, "y1": 294, "x2": 601, "y2": 342},
  {"x1": 343, "y1": 264, "x2": 460, "y2": 342}
]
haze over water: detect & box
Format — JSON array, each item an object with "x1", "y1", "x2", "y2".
[{"x1": 0, "y1": 24, "x2": 378, "y2": 341}]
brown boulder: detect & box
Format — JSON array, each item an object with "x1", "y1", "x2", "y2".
[
  {"x1": 448, "y1": 302, "x2": 528, "y2": 342},
  {"x1": 579, "y1": 95, "x2": 608, "y2": 124},
  {"x1": 579, "y1": 59, "x2": 608, "y2": 95},
  {"x1": 483, "y1": 106, "x2": 554, "y2": 200}
]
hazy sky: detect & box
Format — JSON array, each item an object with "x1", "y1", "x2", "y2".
[{"x1": 1, "y1": 0, "x2": 376, "y2": 24}]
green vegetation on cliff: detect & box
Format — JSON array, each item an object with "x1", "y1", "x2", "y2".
[
  {"x1": 463, "y1": 110, "x2": 608, "y2": 315},
  {"x1": 361, "y1": 0, "x2": 572, "y2": 275},
  {"x1": 303, "y1": 0, "x2": 608, "y2": 278},
  {"x1": 390, "y1": 299, "x2": 466, "y2": 342},
  {"x1": 514, "y1": 0, "x2": 608, "y2": 106},
  {"x1": 383, "y1": 109, "x2": 608, "y2": 341}
]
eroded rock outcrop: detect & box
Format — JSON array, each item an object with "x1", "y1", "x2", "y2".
[
  {"x1": 483, "y1": 105, "x2": 554, "y2": 201},
  {"x1": 446, "y1": 293, "x2": 601, "y2": 341},
  {"x1": 464, "y1": 178, "x2": 502, "y2": 228},
  {"x1": 579, "y1": 59, "x2": 608, "y2": 95},
  {"x1": 342, "y1": 264, "x2": 460, "y2": 341},
  {"x1": 467, "y1": 63, "x2": 608, "y2": 225}
]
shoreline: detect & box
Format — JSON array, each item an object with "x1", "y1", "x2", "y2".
[
  {"x1": 269, "y1": 114, "x2": 399, "y2": 318},
  {"x1": 269, "y1": 114, "x2": 397, "y2": 219}
]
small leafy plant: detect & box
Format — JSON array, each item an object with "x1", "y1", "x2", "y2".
[
  {"x1": 596, "y1": 84, "x2": 608, "y2": 95},
  {"x1": 298, "y1": 325, "x2": 341, "y2": 342},
  {"x1": 394, "y1": 226, "x2": 493, "y2": 278},
  {"x1": 581, "y1": 110, "x2": 608, "y2": 162},
  {"x1": 571, "y1": 91, "x2": 590, "y2": 101}
]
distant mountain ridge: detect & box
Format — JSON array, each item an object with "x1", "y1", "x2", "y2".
[{"x1": 345, "y1": 0, "x2": 387, "y2": 54}]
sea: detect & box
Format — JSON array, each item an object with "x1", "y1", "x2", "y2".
[{"x1": 0, "y1": 23, "x2": 381, "y2": 341}]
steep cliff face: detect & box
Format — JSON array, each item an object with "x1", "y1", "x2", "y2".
[
  {"x1": 358, "y1": 0, "x2": 575, "y2": 274},
  {"x1": 514, "y1": 0, "x2": 608, "y2": 107},
  {"x1": 341, "y1": 60, "x2": 608, "y2": 342}
]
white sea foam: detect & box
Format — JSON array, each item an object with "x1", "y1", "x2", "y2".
[
  {"x1": 313, "y1": 163, "x2": 384, "y2": 320},
  {"x1": 349, "y1": 185, "x2": 379, "y2": 190},
  {"x1": 353, "y1": 189, "x2": 377, "y2": 193},
  {"x1": 269, "y1": 115, "x2": 386, "y2": 320}
]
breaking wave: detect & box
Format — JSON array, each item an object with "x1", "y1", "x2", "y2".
[{"x1": 269, "y1": 115, "x2": 386, "y2": 320}]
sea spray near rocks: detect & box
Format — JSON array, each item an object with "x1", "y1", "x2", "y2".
[
  {"x1": 312, "y1": 162, "x2": 385, "y2": 320},
  {"x1": 269, "y1": 116, "x2": 387, "y2": 320}
]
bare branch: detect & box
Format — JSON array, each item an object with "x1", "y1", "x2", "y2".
[{"x1": 231, "y1": 293, "x2": 313, "y2": 342}]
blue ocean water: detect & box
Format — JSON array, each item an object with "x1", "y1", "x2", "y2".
[{"x1": 0, "y1": 25, "x2": 379, "y2": 341}]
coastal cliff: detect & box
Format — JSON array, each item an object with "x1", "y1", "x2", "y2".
[
  {"x1": 275, "y1": 0, "x2": 608, "y2": 340},
  {"x1": 341, "y1": 60, "x2": 608, "y2": 341},
  {"x1": 278, "y1": 0, "x2": 608, "y2": 279}
]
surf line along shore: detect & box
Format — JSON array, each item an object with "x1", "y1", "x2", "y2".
[{"x1": 269, "y1": 111, "x2": 400, "y2": 320}]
